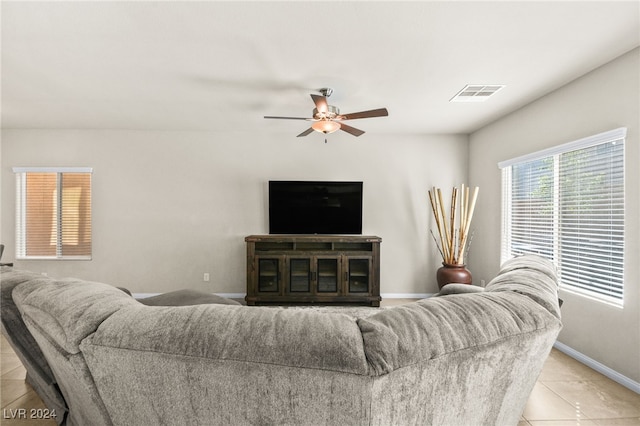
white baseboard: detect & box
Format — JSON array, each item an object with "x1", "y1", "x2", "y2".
[
  {"x1": 554, "y1": 341, "x2": 640, "y2": 394},
  {"x1": 216, "y1": 293, "x2": 245, "y2": 299},
  {"x1": 381, "y1": 293, "x2": 433, "y2": 299}
]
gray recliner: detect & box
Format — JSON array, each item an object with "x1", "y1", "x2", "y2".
[
  {"x1": 1, "y1": 267, "x2": 240, "y2": 425},
  {"x1": 0, "y1": 244, "x2": 14, "y2": 267},
  {"x1": 1, "y1": 268, "x2": 68, "y2": 424}
]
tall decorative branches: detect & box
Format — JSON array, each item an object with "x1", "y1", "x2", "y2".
[{"x1": 428, "y1": 185, "x2": 479, "y2": 265}]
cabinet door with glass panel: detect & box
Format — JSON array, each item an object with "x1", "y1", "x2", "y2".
[
  {"x1": 287, "y1": 256, "x2": 341, "y2": 296},
  {"x1": 255, "y1": 256, "x2": 285, "y2": 295},
  {"x1": 315, "y1": 256, "x2": 341, "y2": 296},
  {"x1": 345, "y1": 257, "x2": 373, "y2": 295},
  {"x1": 287, "y1": 257, "x2": 312, "y2": 294}
]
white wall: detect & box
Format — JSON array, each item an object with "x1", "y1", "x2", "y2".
[
  {"x1": 0, "y1": 130, "x2": 468, "y2": 296},
  {"x1": 468, "y1": 48, "x2": 640, "y2": 383}
]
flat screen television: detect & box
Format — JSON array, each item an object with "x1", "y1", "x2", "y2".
[{"x1": 269, "y1": 181, "x2": 363, "y2": 234}]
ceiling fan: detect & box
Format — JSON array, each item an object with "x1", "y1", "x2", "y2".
[{"x1": 264, "y1": 88, "x2": 388, "y2": 138}]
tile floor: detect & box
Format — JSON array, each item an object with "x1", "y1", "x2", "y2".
[
  {"x1": 519, "y1": 348, "x2": 640, "y2": 425},
  {"x1": 2, "y1": 334, "x2": 57, "y2": 425},
  {"x1": 2, "y1": 320, "x2": 639, "y2": 425}
]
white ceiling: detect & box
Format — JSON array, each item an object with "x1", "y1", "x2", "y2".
[{"x1": 2, "y1": 1, "x2": 639, "y2": 136}]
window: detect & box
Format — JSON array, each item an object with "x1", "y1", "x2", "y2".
[
  {"x1": 499, "y1": 128, "x2": 625, "y2": 304},
  {"x1": 13, "y1": 167, "x2": 92, "y2": 260}
]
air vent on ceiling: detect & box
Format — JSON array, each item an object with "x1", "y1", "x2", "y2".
[{"x1": 450, "y1": 84, "x2": 505, "y2": 102}]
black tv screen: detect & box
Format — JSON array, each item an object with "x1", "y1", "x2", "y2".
[{"x1": 269, "y1": 181, "x2": 363, "y2": 234}]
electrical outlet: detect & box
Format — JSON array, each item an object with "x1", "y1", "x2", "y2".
[{"x1": 203, "y1": 273, "x2": 210, "y2": 282}]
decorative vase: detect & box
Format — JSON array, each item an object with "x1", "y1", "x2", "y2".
[{"x1": 436, "y1": 263, "x2": 472, "y2": 290}]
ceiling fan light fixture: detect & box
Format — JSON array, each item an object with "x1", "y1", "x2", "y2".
[{"x1": 311, "y1": 120, "x2": 340, "y2": 134}]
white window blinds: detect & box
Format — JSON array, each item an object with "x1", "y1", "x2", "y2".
[
  {"x1": 499, "y1": 128, "x2": 625, "y2": 304},
  {"x1": 14, "y1": 167, "x2": 93, "y2": 260}
]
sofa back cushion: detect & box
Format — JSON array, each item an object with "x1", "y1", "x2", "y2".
[
  {"x1": 86, "y1": 303, "x2": 370, "y2": 375},
  {"x1": 358, "y1": 292, "x2": 561, "y2": 375},
  {"x1": 12, "y1": 277, "x2": 139, "y2": 354},
  {"x1": 358, "y1": 255, "x2": 562, "y2": 375},
  {"x1": 485, "y1": 254, "x2": 561, "y2": 319}
]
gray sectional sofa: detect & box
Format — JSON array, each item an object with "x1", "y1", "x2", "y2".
[{"x1": 1, "y1": 255, "x2": 562, "y2": 426}]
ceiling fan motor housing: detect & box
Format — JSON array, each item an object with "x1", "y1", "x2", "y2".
[
  {"x1": 319, "y1": 87, "x2": 333, "y2": 97},
  {"x1": 313, "y1": 105, "x2": 340, "y2": 120}
]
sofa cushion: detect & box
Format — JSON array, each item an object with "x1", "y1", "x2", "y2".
[
  {"x1": 138, "y1": 289, "x2": 241, "y2": 306},
  {"x1": 87, "y1": 303, "x2": 370, "y2": 375},
  {"x1": 485, "y1": 255, "x2": 561, "y2": 319},
  {"x1": 498, "y1": 254, "x2": 558, "y2": 281},
  {"x1": 12, "y1": 277, "x2": 140, "y2": 354},
  {"x1": 357, "y1": 292, "x2": 561, "y2": 375}
]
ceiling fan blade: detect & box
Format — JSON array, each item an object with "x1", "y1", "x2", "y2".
[
  {"x1": 297, "y1": 128, "x2": 315, "y2": 137},
  {"x1": 264, "y1": 116, "x2": 310, "y2": 120},
  {"x1": 339, "y1": 123, "x2": 365, "y2": 137},
  {"x1": 310, "y1": 94, "x2": 328, "y2": 114},
  {"x1": 339, "y1": 108, "x2": 389, "y2": 121}
]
